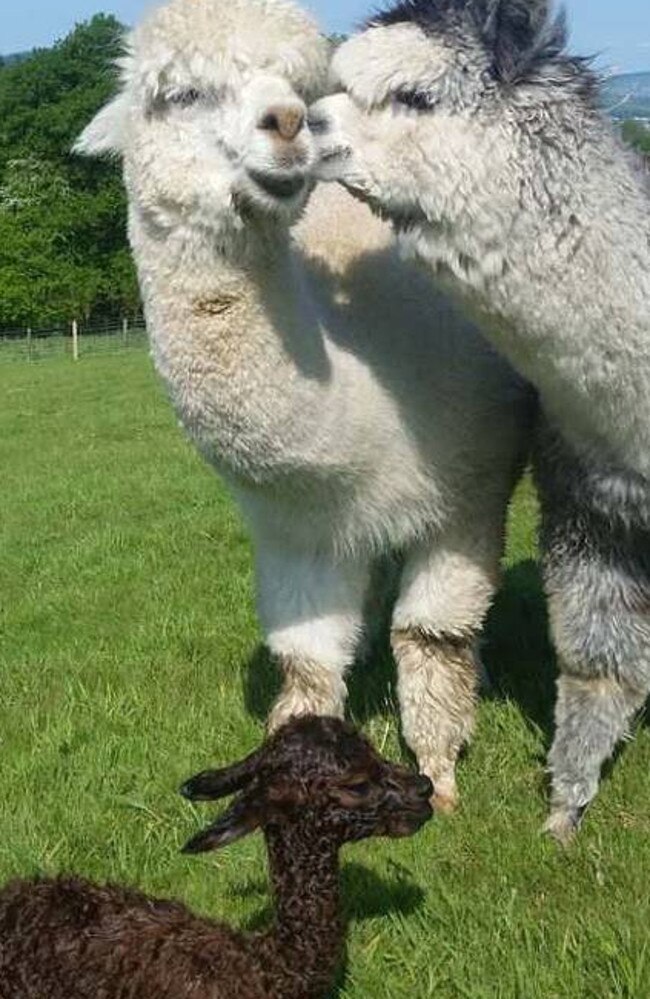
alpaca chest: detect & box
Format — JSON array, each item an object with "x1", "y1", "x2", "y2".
[{"x1": 149, "y1": 313, "x2": 453, "y2": 552}]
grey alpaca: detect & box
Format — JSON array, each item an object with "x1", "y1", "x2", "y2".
[
  {"x1": 0, "y1": 716, "x2": 432, "y2": 998},
  {"x1": 312, "y1": 0, "x2": 650, "y2": 840}
]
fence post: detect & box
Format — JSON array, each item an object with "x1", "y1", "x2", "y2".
[
  {"x1": 122, "y1": 316, "x2": 129, "y2": 345},
  {"x1": 27, "y1": 326, "x2": 33, "y2": 362},
  {"x1": 72, "y1": 319, "x2": 79, "y2": 361}
]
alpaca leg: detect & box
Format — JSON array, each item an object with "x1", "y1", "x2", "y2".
[
  {"x1": 535, "y1": 421, "x2": 650, "y2": 841},
  {"x1": 545, "y1": 672, "x2": 647, "y2": 843},
  {"x1": 543, "y1": 526, "x2": 650, "y2": 842},
  {"x1": 391, "y1": 529, "x2": 502, "y2": 811},
  {"x1": 255, "y1": 544, "x2": 370, "y2": 731}
]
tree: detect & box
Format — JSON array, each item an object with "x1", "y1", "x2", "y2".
[
  {"x1": 621, "y1": 119, "x2": 650, "y2": 155},
  {"x1": 0, "y1": 15, "x2": 138, "y2": 329}
]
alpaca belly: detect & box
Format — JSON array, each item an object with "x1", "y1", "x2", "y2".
[{"x1": 237, "y1": 466, "x2": 450, "y2": 559}]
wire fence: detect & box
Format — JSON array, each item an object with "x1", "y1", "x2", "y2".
[{"x1": 0, "y1": 317, "x2": 148, "y2": 363}]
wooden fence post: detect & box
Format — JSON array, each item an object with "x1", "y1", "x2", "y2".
[
  {"x1": 123, "y1": 316, "x2": 129, "y2": 344},
  {"x1": 27, "y1": 326, "x2": 33, "y2": 362},
  {"x1": 72, "y1": 319, "x2": 79, "y2": 361}
]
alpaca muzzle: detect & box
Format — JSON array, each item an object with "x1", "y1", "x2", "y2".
[{"x1": 260, "y1": 105, "x2": 306, "y2": 142}]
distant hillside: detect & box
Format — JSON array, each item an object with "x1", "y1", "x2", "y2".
[
  {"x1": 0, "y1": 51, "x2": 30, "y2": 67},
  {"x1": 602, "y1": 71, "x2": 650, "y2": 120}
]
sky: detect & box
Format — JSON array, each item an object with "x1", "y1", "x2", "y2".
[{"x1": 3, "y1": 0, "x2": 650, "y2": 75}]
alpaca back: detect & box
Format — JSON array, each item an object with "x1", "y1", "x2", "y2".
[{"x1": 0, "y1": 876, "x2": 260, "y2": 999}]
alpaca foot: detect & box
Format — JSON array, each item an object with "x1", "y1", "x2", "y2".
[
  {"x1": 543, "y1": 806, "x2": 585, "y2": 846},
  {"x1": 267, "y1": 654, "x2": 346, "y2": 733},
  {"x1": 432, "y1": 789, "x2": 458, "y2": 815},
  {"x1": 423, "y1": 769, "x2": 458, "y2": 815}
]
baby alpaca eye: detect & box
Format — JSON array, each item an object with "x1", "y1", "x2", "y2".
[
  {"x1": 395, "y1": 90, "x2": 436, "y2": 112},
  {"x1": 343, "y1": 781, "x2": 372, "y2": 798}
]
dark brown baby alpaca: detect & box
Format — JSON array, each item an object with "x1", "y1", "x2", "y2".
[{"x1": 0, "y1": 716, "x2": 433, "y2": 998}]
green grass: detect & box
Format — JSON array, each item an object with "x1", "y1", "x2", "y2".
[{"x1": 1, "y1": 353, "x2": 649, "y2": 998}]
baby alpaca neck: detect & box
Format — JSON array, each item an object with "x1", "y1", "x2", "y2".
[{"x1": 259, "y1": 821, "x2": 343, "y2": 999}]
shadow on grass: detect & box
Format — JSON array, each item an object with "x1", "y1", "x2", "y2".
[
  {"x1": 483, "y1": 559, "x2": 556, "y2": 744},
  {"x1": 233, "y1": 861, "x2": 426, "y2": 997},
  {"x1": 242, "y1": 637, "x2": 398, "y2": 728},
  {"x1": 243, "y1": 558, "x2": 558, "y2": 744},
  {"x1": 242, "y1": 645, "x2": 280, "y2": 722}
]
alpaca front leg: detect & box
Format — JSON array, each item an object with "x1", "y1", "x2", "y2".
[
  {"x1": 392, "y1": 533, "x2": 501, "y2": 811},
  {"x1": 255, "y1": 545, "x2": 370, "y2": 731},
  {"x1": 393, "y1": 629, "x2": 479, "y2": 812}
]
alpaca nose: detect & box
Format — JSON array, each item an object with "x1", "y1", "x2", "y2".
[{"x1": 259, "y1": 105, "x2": 306, "y2": 141}]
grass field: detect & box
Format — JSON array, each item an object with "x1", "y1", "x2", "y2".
[{"x1": 1, "y1": 352, "x2": 649, "y2": 998}]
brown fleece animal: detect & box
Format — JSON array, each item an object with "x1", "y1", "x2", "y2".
[{"x1": 0, "y1": 717, "x2": 432, "y2": 998}]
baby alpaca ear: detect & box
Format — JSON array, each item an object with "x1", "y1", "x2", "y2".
[
  {"x1": 180, "y1": 748, "x2": 263, "y2": 802},
  {"x1": 182, "y1": 799, "x2": 261, "y2": 854},
  {"x1": 73, "y1": 92, "x2": 130, "y2": 157}
]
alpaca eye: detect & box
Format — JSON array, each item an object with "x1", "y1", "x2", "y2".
[
  {"x1": 343, "y1": 781, "x2": 372, "y2": 798},
  {"x1": 169, "y1": 89, "x2": 203, "y2": 107},
  {"x1": 395, "y1": 90, "x2": 436, "y2": 112}
]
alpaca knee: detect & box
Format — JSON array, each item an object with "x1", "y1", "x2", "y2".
[
  {"x1": 393, "y1": 627, "x2": 479, "y2": 811},
  {"x1": 266, "y1": 616, "x2": 355, "y2": 730},
  {"x1": 265, "y1": 609, "x2": 363, "y2": 730},
  {"x1": 268, "y1": 653, "x2": 347, "y2": 732},
  {"x1": 257, "y1": 550, "x2": 370, "y2": 731}
]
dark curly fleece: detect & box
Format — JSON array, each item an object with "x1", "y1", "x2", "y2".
[{"x1": 0, "y1": 716, "x2": 432, "y2": 998}]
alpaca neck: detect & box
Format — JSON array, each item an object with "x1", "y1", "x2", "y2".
[
  {"x1": 492, "y1": 145, "x2": 650, "y2": 478},
  {"x1": 413, "y1": 111, "x2": 650, "y2": 477},
  {"x1": 130, "y1": 202, "x2": 332, "y2": 482},
  {"x1": 135, "y1": 205, "x2": 295, "y2": 312},
  {"x1": 258, "y1": 821, "x2": 344, "y2": 998}
]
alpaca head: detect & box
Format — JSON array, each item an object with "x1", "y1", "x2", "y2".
[
  {"x1": 181, "y1": 716, "x2": 433, "y2": 853},
  {"x1": 312, "y1": 0, "x2": 595, "y2": 274},
  {"x1": 75, "y1": 0, "x2": 330, "y2": 229}
]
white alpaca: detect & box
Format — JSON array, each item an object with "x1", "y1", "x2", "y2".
[
  {"x1": 76, "y1": 0, "x2": 531, "y2": 810},
  {"x1": 312, "y1": 0, "x2": 650, "y2": 838}
]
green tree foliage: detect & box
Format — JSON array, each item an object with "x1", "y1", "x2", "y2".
[
  {"x1": 0, "y1": 15, "x2": 139, "y2": 329},
  {"x1": 622, "y1": 119, "x2": 650, "y2": 155}
]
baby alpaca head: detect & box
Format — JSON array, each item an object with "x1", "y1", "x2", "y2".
[
  {"x1": 181, "y1": 716, "x2": 433, "y2": 853},
  {"x1": 312, "y1": 0, "x2": 595, "y2": 249},
  {"x1": 75, "y1": 0, "x2": 330, "y2": 230}
]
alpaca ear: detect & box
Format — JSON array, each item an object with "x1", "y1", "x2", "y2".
[
  {"x1": 180, "y1": 749, "x2": 263, "y2": 802},
  {"x1": 481, "y1": 0, "x2": 556, "y2": 82},
  {"x1": 181, "y1": 799, "x2": 261, "y2": 854},
  {"x1": 73, "y1": 92, "x2": 130, "y2": 157}
]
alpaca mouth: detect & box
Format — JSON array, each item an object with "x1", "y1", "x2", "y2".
[
  {"x1": 248, "y1": 170, "x2": 306, "y2": 200},
  {"x1": 385, "y1": 799, "x2": 433, "y2": 838}
]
